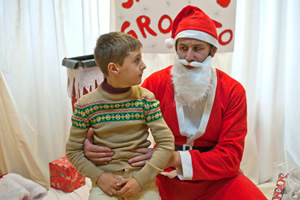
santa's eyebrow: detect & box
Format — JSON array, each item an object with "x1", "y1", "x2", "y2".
[
  {"x1": 178, "y1": 42, "x2": 206, "y2": 47},
  {"x1": 193, "y1": 43, "x2": 206, "y2": 47}
]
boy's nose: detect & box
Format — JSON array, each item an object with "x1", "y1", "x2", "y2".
[{"x1": 141, "y1": 61, "x2": 146, "y2": 70}]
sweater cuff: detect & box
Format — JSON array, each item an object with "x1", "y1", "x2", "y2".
[
  {"x1": 133, "y1": 162, "x2": 163, "y2": 187},
  {"x1": 82, "y1": 164, "x2": 104, "y2": 184}
]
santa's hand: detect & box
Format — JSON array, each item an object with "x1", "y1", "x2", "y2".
[
  {"x1": 166, "y1": 151, "x2": 182, "y2": 169},
  {"x1": 128, "y1": 148, "x2": 154, "y2": 167},
  {"x1": 84, "y1": 128, "x2": 114, "y2": 165}
]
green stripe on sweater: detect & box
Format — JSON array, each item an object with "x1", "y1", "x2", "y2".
[
  {"x1": 71, "y1": 99, "x2": 162, "y2": 129},
  {"x1": 74, "y1": 99, "x2": 159, "y2": 118}
]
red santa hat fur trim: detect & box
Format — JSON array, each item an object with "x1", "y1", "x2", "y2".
[{"x1": 166, "y1": 5, "x2": 218, "y2": 48}]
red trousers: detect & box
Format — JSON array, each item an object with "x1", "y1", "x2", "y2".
[{"x1": 156, "y1": 172, "x2": 267, "y2": 200}]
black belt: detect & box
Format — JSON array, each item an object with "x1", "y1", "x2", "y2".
[{"x1": 175, "y1": 145, "x2": 214, "y2": 152}]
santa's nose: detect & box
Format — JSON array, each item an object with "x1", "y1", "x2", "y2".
[{"x1": 185, "y1": 48, "x2": 195, "y2": 62}]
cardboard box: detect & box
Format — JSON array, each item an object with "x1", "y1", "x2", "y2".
[
  {"x1": 62, "y1": 54, "x2": 96, "y2": 69},
  {"x1": 49, "y1": 156, "x2": 85, "y2": 192}
]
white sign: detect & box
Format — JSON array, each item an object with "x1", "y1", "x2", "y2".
[{"x1": 112, "y1": 0, "x2": 236, "y2": 53}]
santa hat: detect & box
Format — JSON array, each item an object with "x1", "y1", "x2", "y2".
[{"x1": 165, "y1": 5, "x2": 218, "y2": 48}]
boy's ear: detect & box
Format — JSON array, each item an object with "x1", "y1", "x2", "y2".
[{"x1": 108, "y1": 62, "x2": 119, "y2": 74}]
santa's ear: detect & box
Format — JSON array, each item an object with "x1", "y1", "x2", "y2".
[
  {"x1": 210, "y1": 46, "x2": 217, "y2": 57},
  {"x1": 108, "y1": 62, "x2": 119, "y2": 74}
]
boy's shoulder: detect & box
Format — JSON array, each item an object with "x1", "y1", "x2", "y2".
[
  {"x1": 76, "y1": 89, "x2": 101, "y2": 106},
  {"x1": 132, "y1": 85, "x2": 155, "y2": 99}
]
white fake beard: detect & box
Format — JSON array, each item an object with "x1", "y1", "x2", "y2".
[{"x1": 171, "y1": 55, "x2": 212, "y2": 106}]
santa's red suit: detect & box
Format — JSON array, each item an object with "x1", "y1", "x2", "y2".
[{"x1": 142, "y1": 66, "x2": 267, "y2": 200}]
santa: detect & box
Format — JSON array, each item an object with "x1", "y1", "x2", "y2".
[{"x1": 140, "y1": 5, "x2": 267, "y2": 200}]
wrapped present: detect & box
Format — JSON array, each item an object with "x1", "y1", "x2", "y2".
[
  {"x1": 49, "y1": 156, "x2": 85, "y2": 192},
  {"x1": 272, "y1": 173, "x2": 289, "y2": 200}
]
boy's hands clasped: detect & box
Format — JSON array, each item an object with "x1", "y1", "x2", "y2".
[
  {"x1": 116, "y1": 178, "x2": 142, "y2": 199},
  {"x1": 97, "y1": 173, "x2": 141, "y2": 198},
  {"x1": 96, "y1": 173, "x2": 121, "y2": 196}
]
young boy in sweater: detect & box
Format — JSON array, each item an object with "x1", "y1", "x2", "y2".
[{"x1": 66, "y1": 32, "x2": 174, "y2": 200}]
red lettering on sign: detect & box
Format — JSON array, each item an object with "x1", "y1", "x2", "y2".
[
  {"x1": 217, "y1": 0, "x2": 231, "y2": 8},
  {"x1": 121, "y1": 14, "x2": 173, "y2": 39},
  {"x1": 213, "y1": 20, "x2": 222, "y2": 28},
  {"x1": 213, "y1": 19, "x2": 233, "y2": 45},
  {"x1": 121, "y1": 21, "x2": 138, "y2": 38},
  {"x1": 136, "y1": 15, "x2": 157, "y2": 38},
  {"x1": 158, "y1": 14, "x2": 172, "y2": 34},
  {"x1": 218, "y1": 29, "x2": 233, "y2": 45},
  {"x1": 122, "y1": 0, "x2": 140, "y2": 9}
]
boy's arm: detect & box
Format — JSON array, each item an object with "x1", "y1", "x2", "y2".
[
  {"x1": 132, "y1": 95, "x2": 175, "y2": 188},
  {"x1": 66, "y1": 126, "x2": 105, "y2": 183},
  {"x1": 66, "y1": 104, "x2": 105, "y2": 184},
  {"x1": 133, "y1": 116, "x2": 174, "y2": 187}
]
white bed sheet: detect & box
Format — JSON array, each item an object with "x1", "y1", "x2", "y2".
[
  {"x1": 43, "y1": 177, "x2": 276, "y2": 200},
  {"x1": 257, "y1": 181, "x2": 277, "y2": 200},
  {"x1": 43, "y1": 178, "x2": 92, "y2": 200}
]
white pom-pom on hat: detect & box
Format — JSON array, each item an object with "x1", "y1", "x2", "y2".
[{"x1": 165, "y1": 38, "x2": 175, "y2": 49}]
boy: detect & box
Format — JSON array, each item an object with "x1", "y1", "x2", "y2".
[{"x1": 66, "y1": 32, "x2": 174, "y2": 200}]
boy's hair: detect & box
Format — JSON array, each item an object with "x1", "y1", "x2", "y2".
[{"x1": 94, "y1": 32, "x2": 142, "y2": 76}]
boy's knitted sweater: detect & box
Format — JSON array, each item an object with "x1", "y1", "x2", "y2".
[{"x1": 66, "y1": 85, "x2": 174, "y2": 187}]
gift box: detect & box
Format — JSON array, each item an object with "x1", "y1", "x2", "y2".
[
  {"x1": 272, "y1": 173, "x2": 289, "y2": 200},
  {"x1": 49, "y1": 156, "x2": 85, "y2": 192}
]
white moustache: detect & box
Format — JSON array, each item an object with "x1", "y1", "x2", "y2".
[
  {"x1": 177, "y1": 55, "x2": 212, "y2": 68},
  {"x1": 171, "y1": 54, "x2": 213, "y2": 106}
]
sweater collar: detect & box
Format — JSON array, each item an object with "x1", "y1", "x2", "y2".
[{"x1": 101, "y1": 78, "x2": 131, "y2": 94}]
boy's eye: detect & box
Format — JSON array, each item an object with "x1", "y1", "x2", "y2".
[{"x1": 135, "y1": 58, "x2": 140, "y2": 63}]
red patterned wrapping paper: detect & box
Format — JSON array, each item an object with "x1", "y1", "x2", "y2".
[
  {"x1": 272, "y1": 173, "x2": 289, "y2": 200},
  {"x1": 49, "y1": 156, "x2": 85, "y2": 192}
]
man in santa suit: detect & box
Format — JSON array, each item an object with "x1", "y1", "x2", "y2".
[{"x1": 84, "y1": 5, "x2": 267, "y2": 200}]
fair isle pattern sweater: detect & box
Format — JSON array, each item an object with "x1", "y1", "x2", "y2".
[{"x1": 66, "y1": 85, "x2": 174, "y2": 188}]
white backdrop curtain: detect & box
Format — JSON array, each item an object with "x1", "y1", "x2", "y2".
[
  {"x1": 0, "y1": 0, "x2": 299, "y2": 190},
  {"x1": 233, "y1": 0, "x2": 300, "y2": 184},
  {"x1": 0, "y1": 0, "x2": 110, "y2": 188}
]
